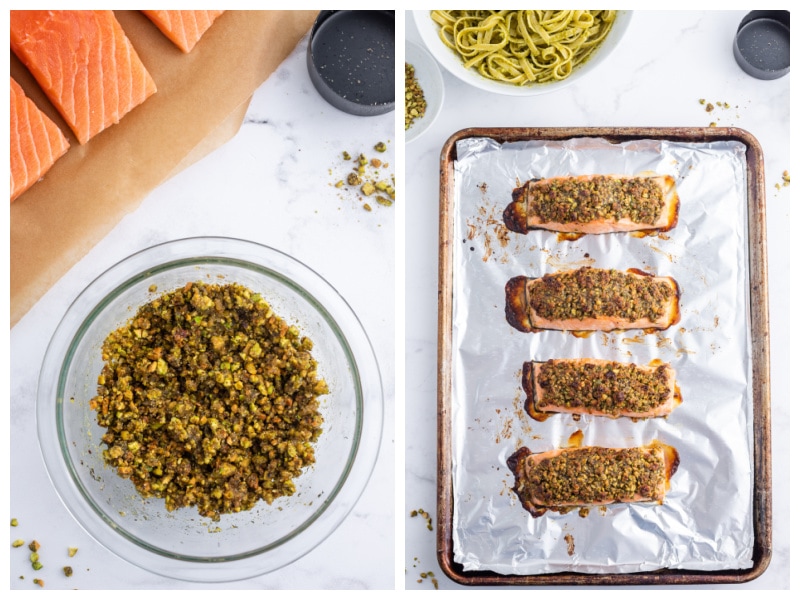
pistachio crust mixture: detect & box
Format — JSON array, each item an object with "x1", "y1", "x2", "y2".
[
  {"x1": 90, "y1": 281, "x2": 327, "y2": 520},
  {"x1": 534, "y1": 359, "x2": 674, "y2": 416},
  {"x1": 530, "y1": 267, "x2": 674, "y2": 323},
  {"x1": 528, "y1": 175, "x2": 665, "y2": 225},
  {"x1": 507, "y1": 444, "x2": 675, "y2": 516},
  {"x1": 504, "y1": 174, "x2": 679, "y2": 234}
]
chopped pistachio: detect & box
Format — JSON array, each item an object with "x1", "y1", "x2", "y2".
[{"x1": 12, "y1": 539, "x2": 24, "y2": 548}]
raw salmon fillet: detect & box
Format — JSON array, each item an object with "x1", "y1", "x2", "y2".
[
  {"x1": 10, "y1": 77, "x2": 70, "y2": 202},
  {"x1": 10, "y1": 10, "x2": 157, "y2": 144},
  {"x1": 142, "y1": 10, "x2": 225, "y2": 53}
]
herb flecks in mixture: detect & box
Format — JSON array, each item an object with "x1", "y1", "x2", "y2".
[
  {"x1": 530, "y1": 268, "x2": 673, "y2": 322},
  {"x1": 529, "y1": 176, "x2": 665, "y2": 225},
  {"x1": 90, "y1": 281, "x2": 327, "y2": 520},
  {"x1": 538, "y1": 360, "x2": 672, "y2": 416}
]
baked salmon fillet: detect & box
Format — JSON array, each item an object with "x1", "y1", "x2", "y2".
[
  {"x1": 10, "y1": 77, "x2": 70, "y2": 202},
  {"x1": 507, "y1": 442, "x2": 679, "y2": 517},
  {"x1": 142, "y1": 10, "x2": 225, "y2": 53},
  {"x1": 504, "y1": 174, "x2": 680, "y2": 234},
  {"x1": 523, "y1": 358, "x2": 679, "y2": 419},
  {"x1": 505, "y1": 267, "x2": 680, "y2": 332},
  {"x1": 10, "y1": 10, "x2": 157, "y2": 144}
]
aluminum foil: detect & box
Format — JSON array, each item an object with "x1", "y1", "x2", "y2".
[{"x1": 449, "y1": 136, "x2": 754, "y2": 574}]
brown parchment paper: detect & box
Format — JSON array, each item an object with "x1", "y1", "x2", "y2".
[{"x1": 10, "y1": 10, "x2": 319, "y2": 327}]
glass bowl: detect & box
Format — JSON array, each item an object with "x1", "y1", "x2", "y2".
[
  {"x1": 36, "y1": 237, "x2": 383, "y2": 582},
  {"x1": 413, "y1": 10, "x2": 632, "y2": 96}
]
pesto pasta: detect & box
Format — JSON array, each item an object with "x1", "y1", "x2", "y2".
[{"x1": 430, "y1": 10, "x2": 617, "y2": 85}]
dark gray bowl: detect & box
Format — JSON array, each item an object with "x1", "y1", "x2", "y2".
[
  {"x1": 307, "y1": 10, "x2": 395, "y2": 116},
  {"x1": 733, "y1": 10, "x2": 790, "y2": 80}
]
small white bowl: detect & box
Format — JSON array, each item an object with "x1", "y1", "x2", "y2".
[
  {"x1": 413, "y1": 10, "x2": 632, "y2": 97},
  {"x1": 405, "y1": 40, "x2": 445, "y2": 143}
]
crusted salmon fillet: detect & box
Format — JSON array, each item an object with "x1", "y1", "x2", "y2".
[
  {"x1": 10, "y1": 10, "x2": 157, "y2": 144},
  {"x1": 142, "y1": 10, "x2": 225, "y2": 53},
  {"x1": 523, "y1": 358, "x2": 679, "y2": 420},
  {"x1": 504, "y1": 174, "x2": 680, "y2": 234},
  {"x1": 507, "y1": 442, "x2": 679, "y2": 517},
  {"x1": 10, "y1": 77, "x2": 70, "y2": 202},
  {"x1": 505, "y1": 267, "x2": 680, "y2": 333}
]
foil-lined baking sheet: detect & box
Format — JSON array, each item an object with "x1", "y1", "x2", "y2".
[{"x1": 449, "y1": 136, "x2": 754, "y2": 574}]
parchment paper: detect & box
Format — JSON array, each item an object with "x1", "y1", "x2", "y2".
[
  {"x1": 10, "y1": 10, "x2": 319, "y2": 327},
  {"x1": 449, "y1": 137, "x2": 755, "y2": 574}
]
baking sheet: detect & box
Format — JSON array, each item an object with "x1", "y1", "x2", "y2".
[{"x1": 440, "y1": 130, "x2": 768, "y2": 580}]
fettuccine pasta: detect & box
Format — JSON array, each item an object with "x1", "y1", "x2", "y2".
[{"x1": 430, "y1": 10, "x2": 617, "y2": 85}]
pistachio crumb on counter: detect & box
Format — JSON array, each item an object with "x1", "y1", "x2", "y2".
[
  {"x1": 11, "y1": 518, "x2": 19, "y2": 527},
  {"x1": 410, "y1": 507, "x2": 433, "y2": 531},
  {"x1": 331, "y1": 142, "x2": 395, "y2": 210},
  {"x1": 33, "y1": 578, "x2": 44, "y2": 587},
  {"x1": 12, "y1": 539, "x2": 25, "y2": 547},
  {"x1": 63, "y1": 566, "x2": 73, "y2": 577},
  {"x1": 68, "y1": 547, "x2": 78, "y2": 558}
]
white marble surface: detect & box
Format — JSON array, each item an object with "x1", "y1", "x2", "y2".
[
  {"x1": 9, "y1": 30, "x2": 395, "y2": 589},
  {"x1": 404, "y1": 10, "x2": 789, "y2": 590}
]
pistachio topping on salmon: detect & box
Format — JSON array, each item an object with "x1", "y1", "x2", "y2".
[
  {"x1": 506, "y1": 267, "x2": 681, "y2": 332},
  {"x1": 525, "y1": 359, "x2": 678, "y2": 419},
  {"x1": 505, "y1": 174, "x2": 679, "y2": 234},
  {"x1": 507, "y1": 442, "x2": 679, "y2": 517}
]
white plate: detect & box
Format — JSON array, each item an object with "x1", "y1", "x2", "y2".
[
  {"x1": 405, "y1": 40, "x2": 445, "y2": 143},
  {"x1": 413, "y1": 10, "x2": 633, "y2": 97}
]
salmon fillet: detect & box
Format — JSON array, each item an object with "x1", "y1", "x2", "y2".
[
  {"x1": 504, "y1": 174, "x2": 680, "y2": 234},
  {"x1": 10, "y1": 77, "x2": 70, "y2": 202},
  {"x1": 10, "y1": 10, "x2": 157, "y2": 144},
  {"x1": 507, "y1": 442, "x2": 679, "y2": 517},
  {"x1": 523, "y1": 358, "x2": 679, "y2": 419},
  {"x1": 142, "y1": 10, "x2": 225, "y2": 53},
  {"x1": 505, "y1": 267, "x2": 680, "y2": 332}
]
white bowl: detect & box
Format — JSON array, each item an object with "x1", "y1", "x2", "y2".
[
  {"x1": 413, "y1": 10, "x2": 632, "y2": 97},
  {"x1": 405, "y1": 40, "x2": 445, "y2": 143}
]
